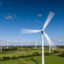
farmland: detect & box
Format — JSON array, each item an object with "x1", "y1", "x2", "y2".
[{"x1": 0, "y1": 46, "x2": 64, "y2": 64}]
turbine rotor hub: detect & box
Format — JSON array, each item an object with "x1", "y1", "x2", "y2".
[{"x1": 41, "y1": 31, "x2": 44, "y2": 34}]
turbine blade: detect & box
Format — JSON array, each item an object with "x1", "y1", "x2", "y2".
[
  {"x1": 21, "y1": 29, "x2": 41, "y2": 34},
  {"x1": 44, "y1": 32, "x2": 56, "y2": 51},
  {"x1": 43, "y1": 12, "x2": 55, "y2": 31},
  {"x1": 44, "y1": 32, "x2": 54, "y2": 46}
]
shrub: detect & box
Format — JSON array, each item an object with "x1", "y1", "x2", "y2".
[
  {"x1": 62, "y1": 51, "x2": 64, "y2": 53},
  {"x1": 58, "y1": 53, "x2": 64, "y2": 57},
  {"x1": 33, "y1": 52, "x2": 40, "y2": 56},
  {"x1": 53, "y1": 50, "x2": 59, "y2": 53},
  {"x1": 3, "y1": 57, "x2": 10, "y2": 60},
  {"x1": 0, "y1": 58, "x2": 3, "y2": 61},
  {"x1": 45, "y1": 52, "x2": 50, "y2": 56},
  {"x1": 11, "y1": 56, "x2": 17, "y2": 60},
  {"x1": 18, "y1": 56, "x2": 25, "y2": 58}
]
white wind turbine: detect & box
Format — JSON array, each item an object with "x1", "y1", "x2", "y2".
[
  {"x1": 14, "y1": 40, "x2": 18, "y2": 47},
  {"x1": 20, "y1": 41, "x2": 23, "y2": 48},
  {"x1": 21, "y1": 12, "x2": 55, "y2": 64},
  {"x1": 0, "y1": 40, "x2": 3, "y2": 53},
  {"x1": 7, "y1": 40, "x2": 10, "y2": 49},
  {"x1": 34, "y1": 40, "x2": 37, "y2": 49}
]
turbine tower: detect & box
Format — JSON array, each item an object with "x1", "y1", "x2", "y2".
[{"x1": 21, "y1": 12, "x2": 55, "y2": 64}]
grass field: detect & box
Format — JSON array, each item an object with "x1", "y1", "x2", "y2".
[
  {"x1": 0, "y1": 56, "x2": 64, "y2": 64},
  {"x1": 0, "y1": 47, "x2": 64, "y2": 64}
]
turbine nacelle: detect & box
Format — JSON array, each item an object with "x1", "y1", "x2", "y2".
[{"x1": 41, "y1": 31, "x2": 44, "y2": 34}]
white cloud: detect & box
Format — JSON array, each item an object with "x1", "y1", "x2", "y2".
[
  {"x1": 5, "y1": 13, "x2": 16, "y2": 20},
  {"x1": 58, "y1": 40, "x2": 64, "y2": 42},
  {"x1": 5, "y1": 15, "x2": 13, "y2": 20},
  {"x1": 53, "y1": 39, "x2": 64, "y2": 43},
  {"x1": 37, "y1": 14, "x2": 43, "y2": 17}
]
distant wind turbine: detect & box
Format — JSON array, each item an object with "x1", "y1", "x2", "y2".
[
  {"x1": 7, "y1": 40, "x2": 10, "y2": 49},
  {"x1": 21, "y1": 12, "x2": 55, "y2": 64},
  {"x1": 0, "y1": 40, "x2": 3, "y2": 53},
  {"x1": 14, "y1": 40, "x2": 17, "y2": 47},
  {"x1": 35, "y1": 40, "x2": 37, "y2": 49},
  {"x1": 21, "y1": 41, "x2": 23, "y2": 48}
]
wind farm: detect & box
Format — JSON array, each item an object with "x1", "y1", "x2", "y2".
[{"x1": 0, "y1": 0, "x2": 64, "y2": 64}]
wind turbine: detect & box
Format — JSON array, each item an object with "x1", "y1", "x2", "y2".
[
  {"x1": 14, "y1": 40, "x2": 17, "y2": 47},
  {"x1": 7, "y1": 40, "x2": 10, "y2": 49},
  {"x1": 21, "y1": 12, "x2": 55, "y2": 64},
  {"x1": 20, "y1": 41, "x2": 23, "y2": 49},
  {"x1": 34, "y1": 40, "x2": 37, "y2": 50},
  {"x1": 0, "y1": 40, "x2": 3, "y2": 53}
]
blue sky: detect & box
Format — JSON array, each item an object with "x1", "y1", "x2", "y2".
[{"x1": 0, "y1": 0, "x2": 64, "y2": 45}]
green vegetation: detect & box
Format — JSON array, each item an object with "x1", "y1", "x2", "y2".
[
  {"x1": 0, "y1": 46, "x2": 64, "y2": 64},
  {"x1": 0, "y1": 56, "x2": 64, "y2": 64}
]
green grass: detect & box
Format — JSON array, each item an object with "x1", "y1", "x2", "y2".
[
  {"x1": 0, "y1": 49, "x2": 42, "y2": 58},
  {"x1": 0, "y1": 48, "x2": 64, "y2": 64},
  {"x1": 33, "y1": 56, "x2": 64, "y2": 64},
  {"x1": 0, "y1": 56, "x2": 64, "y2": 64},
  {"x1": 0, "y1": 59, "x2": 25, "y2": 64}
]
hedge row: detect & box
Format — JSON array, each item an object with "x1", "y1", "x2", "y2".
[
  {"x1": 0, "y1": 51, "x2": 64, "y2": 61},
  {"x1": 0, "y1": 52, "x2": 43, "y2": 61}
]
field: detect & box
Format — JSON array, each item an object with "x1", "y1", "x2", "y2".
[{"x1": 0, "y1": 46, "x2": 64, "y2": 64}]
